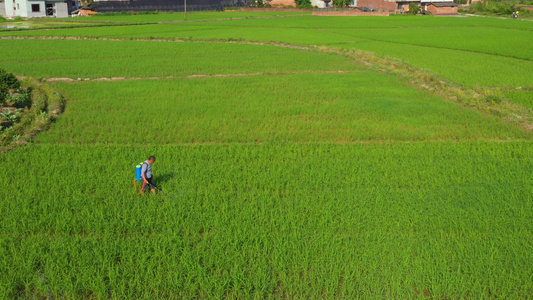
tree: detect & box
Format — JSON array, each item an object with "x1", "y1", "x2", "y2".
[
  {"x1": 251, "y1": 0, "x2": 264, "y2": 7},
  {"x1": 332, "y1": 0, "x2": 351, "y2": 7},
  {"x1": 295, "y1": 0, "x2": 313, "y2": 8},
  {"x1": 408, "y1": 2, "x2": 420, "y2": 14},
  {"x1": 78, "y1": 0, "x2": 94, "y2": 9}
]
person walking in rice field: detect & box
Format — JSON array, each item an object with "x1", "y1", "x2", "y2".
[{"x1": 141, "y1": 156, "x2": 156, "y2": 194}]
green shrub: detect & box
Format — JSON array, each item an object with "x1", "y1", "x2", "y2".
[
  {"x1": 408, "y1": 2, "x2": 420, "y2": 14},
  {"x1": 485, "y1": 94, "x2": 503, "y2": 104},
  {"x1": 295, "y1": 0, "x2": 313, "y2": 7},
  {"x1": 332, "y1": 0, "x2": 350, "y2": 7},
  {"x1": 1, "y1": 109, "x2": 18, "y2": 122},
  {"x1": 469, "y1": 2, "x2": 517, "y2": 15},
  {"x1": 0, "y1": 69, "x2": 20, "y2": 105},
  {"x1": 78, "y1": 0, "x2": 94, "y2": 9},
  {"x1": 47, "y1": 92, "x2": 65, "y2": 117},
  {"x1": 297, "y1": 2, "x2": 314, "y2": 8},
  {"x1": 250, "y1": 0, "x2": 265, "y2": 7},
  {"x1": 5, "y1": 90, "x2": 31, "y2": 108},
  {"x1": 30, "y1": 88, "x2": 47, "y2": 112}
]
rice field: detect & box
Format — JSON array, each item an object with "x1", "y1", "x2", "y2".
[
  {"x1": 1, "y1": 142, "x2": 531, "y2": 298},
  {"x1": 0, "y1": 39, "x2": 361, "y2": 79},
  {"x1": 2, "y1": 14, "x2": 532, "y2": 88},
  {"x1": 0, "y1": 12, "x2": 532, "y2": 298}
]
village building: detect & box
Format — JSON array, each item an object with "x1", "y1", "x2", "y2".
[
  {"x1": 0, "y1": 1, "x2": 6, "y2": 16},
  {"x1": 0, "y1": 0, "x2": 458, "y2": 16},
  {"x1": 1, "y1": 0, "x2": 78, "y2": 18},
  {"x1": 310, "y1": 0, "x2": 458, "y2": 14},
  {"x1": 424, "y1": 1, "x2": 457, "y2": 14}
]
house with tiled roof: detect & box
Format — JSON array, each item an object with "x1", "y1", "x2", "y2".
[{"x1": 311, "y1": 0, "x2": 458, "y2": 14}]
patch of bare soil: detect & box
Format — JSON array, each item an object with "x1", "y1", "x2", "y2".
[{"x1": 41, "y1": 70, "x2": 360, "y2": 83}]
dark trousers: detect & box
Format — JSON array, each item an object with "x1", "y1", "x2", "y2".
[{"x1": 142, "y1": 177, "x2": 155, "y2": 192}]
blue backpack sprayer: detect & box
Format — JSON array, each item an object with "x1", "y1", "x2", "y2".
[
  {"x1": 134, "y1": 161, "x2": 165, "y2": 195},
  {"x1": 134, "y1": 162, "x2": 145, "y2": 194}
]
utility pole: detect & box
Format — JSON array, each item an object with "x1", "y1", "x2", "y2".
[{"x1": 184, "y1": 0, "x2": 187, "y2": 20}]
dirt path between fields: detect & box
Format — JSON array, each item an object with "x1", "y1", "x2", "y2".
[{"x1": 40, "y1": 70, "x2": 361, "y2": 83}]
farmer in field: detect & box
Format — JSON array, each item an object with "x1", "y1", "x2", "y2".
[{"x1": 141, "y1": 156, "x2": 156, "y2": 194}]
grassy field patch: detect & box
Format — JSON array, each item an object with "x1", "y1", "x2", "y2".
[
  {"x1": 39, "y1": 74, "x2": 528, "y2": 145},
  {"x1": 0, "y1": 12, "x2": 532, "y2": 298},
  {"x1": 330, "y1": 41, "x2": 533, "y2": 87},
  {"x1": 1, "y1": 142, "x2": 531, "y2": 298},
  {"x1": 0, "y1": 39, "x2": 361, "y2": 79}
]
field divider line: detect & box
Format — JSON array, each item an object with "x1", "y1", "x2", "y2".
[
  {"x1": 31, "y1": 138, "x2": 531, "y2": 147},
  {"x1": 40, "y1": 70, "x2": 362, "y2": 83}
]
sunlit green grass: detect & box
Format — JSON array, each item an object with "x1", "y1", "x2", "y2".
[
  {"x1": 0, "y1": 39, "x2": 360, "y2": 78},
  {"x1": 88, "y1": 10, "x2": 312, "y2": 23},
  {"x1": 502, "y1": 90, "x2": 533, "y2": 110},
  {"x1": 1, "y1": 142, "x2": 532, "y2": 298},
  {"x1": 0, "y1": 12, "x2": 532, "y2": 299},
  {"x1": 38, "y1": 74, "x2": 528, "y2": 145},
  {"x1": 327, "y1": 26, "x2": 533, "y2": 61},
  {"x1": 330, "y1": 41, "x2": 533, "y2": 87},
  {"x1": 3, "y1": 14, "x2": 530, "y2": 90}
]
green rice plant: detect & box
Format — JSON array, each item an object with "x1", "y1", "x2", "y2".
[
  {"x1": 0, "y1": 39, "x2": 361, "y2": 79},
  {"x1": 88, "y1": 11, "x2": 312, "y2": 23},
  {"x1": 2, "y1": 14, "x2": 530, "y2": 89},
  {"x1": 502, "y1": 89, "x2": 533, "y2": 110},
  {"x1": 0, "y1": 142, "x2": 531, "y2": 298},
  {"x1": 330, "y1": 41, "x2": 533, "y2": 87},
  {"x1": 0, "y1": 12, "x2": 532, "y2": 299},
  {"x1": 38, "y1": 74, "x2": 528, "y2": 146},
  {"x1": 326, "y1": 26, "x2": 533, "y2": 61}
]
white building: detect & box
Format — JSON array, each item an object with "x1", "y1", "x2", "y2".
[
  {"x1": 0, "y1": 1, "x2": 6, "y2": 16},
  {"x1": 310, "y1": 0, "x2": 329, "y2": 8},
  {"x1": 3, "y1": 0, "x2": 75, "y2": 18}
]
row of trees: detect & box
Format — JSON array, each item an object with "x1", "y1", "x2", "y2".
[{"x1": 467, "y1": 1, "x2": 527, "y2": 14}]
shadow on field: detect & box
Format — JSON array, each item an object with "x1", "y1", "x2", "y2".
[{"x1": 156, "y1": 173, "x2": 175, "y2": 185}]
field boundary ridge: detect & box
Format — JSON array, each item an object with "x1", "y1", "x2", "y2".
[
  {"x1": 41, "y1": 70, "x2": 361, "y2": 83},
  {"x1": 317, "y1": 46, "x2": 533, "y2": 133}
]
